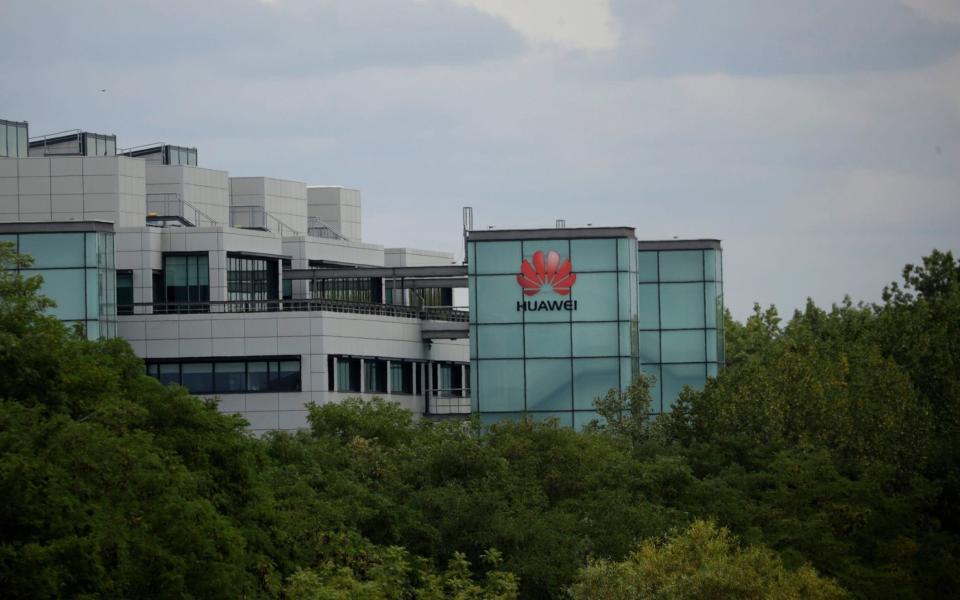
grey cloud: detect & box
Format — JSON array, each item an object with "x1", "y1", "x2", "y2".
[{"x1": 598, "y1": 0, "x2": 960, "y2": 77}]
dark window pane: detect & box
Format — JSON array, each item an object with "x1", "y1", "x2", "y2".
[
  {"x1": 248, "y1": 361, "x2": 269, "y2": 392},
  {"x1": 181, "y1": 363, "x2": 213, "y2": 394},
  {"x1": 215, "y1": 362, "x2": 246, "y2": 393}
]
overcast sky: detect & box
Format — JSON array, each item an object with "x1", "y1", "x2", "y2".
[{"x1": 2, "y1": 0, "x2": 958, "y2": 318}]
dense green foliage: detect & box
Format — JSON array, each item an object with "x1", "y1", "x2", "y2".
[{"x1": 1, "y1": 241, "x2": 958, "y2": 598}]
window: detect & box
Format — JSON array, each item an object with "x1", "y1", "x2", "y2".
[
  {"x1": 146, "y1": 357, "x2": 301, "y2": 394},
  {"x1": 310, "y1": 273, "x2": 382, "y2": 304},
  {"x1": 365, "y1": 359, "x2": 387, "y2": 393},
  {"x1": 117, "y1": 270, "x2": 133, "y2": 315},
  {"x1": 227, "y1": 253, "x2": 279, "y2": 310},
  {"x1": 390, "y1": 361, "x2": 413, "y2": 394},
  {"x1": 163, "y1": 253, "x2": 209, "y2": 312}
]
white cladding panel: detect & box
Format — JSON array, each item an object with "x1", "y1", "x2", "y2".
[{"x1": 0, "y1": 156, "x2": 144, "y2": 227}]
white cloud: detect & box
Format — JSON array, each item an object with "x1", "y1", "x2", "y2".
[
  {"x1": 899, "y1": 0, "x2": 960, "y2": 25},
  {"x1": 449, "y1": 0, "x2": 620, "y2": 50}
]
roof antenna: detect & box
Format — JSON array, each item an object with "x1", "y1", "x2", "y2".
[{"x1": 462, "y1": 206, "x2": 473, "y2": 265}]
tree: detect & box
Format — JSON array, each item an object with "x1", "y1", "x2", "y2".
[{"x1": 569, "y1": 520, "x2": 846, "y2": 600}]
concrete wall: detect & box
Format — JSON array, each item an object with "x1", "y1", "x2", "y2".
[
  {"x1": 230, "y1": 176, "x2": 308, "y2": 235},
  {"x1": 307, "y1": 186, "x2": 362, "y2": 242},
  {"x1": 146, "y1": 165, "x2": 230, "y2": 226},
  {"x1": 0, "y1": 156, "x2": 145, "y2": 227},
  {"x1": 117, "y1": 309, "x2": 470, "y2": 434}
]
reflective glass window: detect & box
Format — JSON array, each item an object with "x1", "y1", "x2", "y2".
[
  {"x1": 704, "y1": 282, "x2": 718, "y2": 327},
  {"x1": 0, "y1": 234, "x2": 15, "y2": 251},
  {"x1": 19, "y1": 233, "x2": 85, "y2": 268},
  {"x1": 570, "y1": 238, "x2": 616, "y2": 272},
  {"x1": 85, "y1": 269, "x2": 99, "y2": 319},
  {"x1": 7, "y1": 125, "x2": 19, "y2": 156},
  {"x1": 620, "y1": 357, "x2": 635, "y2": 389},
  {"x1": 84, "y1": 233, "x2": 98, "y2": 267},
  {"x1": 617, "y1": 238, "x2": 631, "y2": 270},
  {"x1": 525, "y1": 358, "x2": 572, "y2": 411},
  {"x1": 23, "y1": 269, "x2": 86, "y2": 320},
  {"x1": 637, "y1": 251, "x2": 658, "y2": 282},
  {"x1": 618, "y1": 272, "x2": 632, "y2": 320},
  {"x1": 660, "y1": 283, "x2": 705, "y2": 329},
  {"x1": 467, "y1": 243, "x2": 476, "y2": 275},
  {"x1": 248, "y1": 361, "x2": 270, "y2": 392},
  {"x1": 158, "y1": 363, "x2": 179, "y2": 386},
  {"x1": 16, "y1": 126, "x2": 26, "y2": 157},
  {"x1": 572, "y1": 321, "x2": 619, "y2": 357},
  {"x1": 275, "y1": 361, "x2": 301, "y2": 391},
  {"x1": 707, "y1": 362, "x2": 719, "y2": 378},
  {"x1": 570, "y1": 272, "x2": 618, "y2": 321},
  {"x1": 573, "y1": 357, "x2": 619, "y2": 410},
  {"x1": 106, "y1": 138, "x2": 116, "y2": 156},
  {"x1": 181, "y1": 363, "x2": 213, "y2": 394},
  {"x1": 638, "y1": 284, "x2": 659, "y2": 329},
  {"x1": 524, "y1": 323, "x2": 571, "y2": 358},
  {"x1": 661, "y1": 330, "x2": 706, "y2": 363},
  {"x1": 704, "y1": 250, "x2": 718, "y2": 282},
  {"x1": 639, "y1": 331, "x2": 660, "y2": 364},
  {"x1": 662, "y1": 363, "x2": 706, "y2": 410},
  {"x1": 365, "y1": 359, "x2": 387, "y2": 393},
  {"x1": 659, "y1": 250, "x2": 704, "y2": 282},
  {"x1": 476, "y1": 274, "x2": 524, "y2": 324},
  {"x1": 476, "y1": 359, "x2": 524, "y2": 412},
  {"x1": 215, "y1": 362, "x2": 246, "y2": 393},
  {"x1": 477, "y1": 324, "x2": 523, "y2": 358},
  {"x1": 0, "y1": 124, "x2": 6, "y2": 156},
  {"x1": 475, "y1": 241, "x2": 520, "y2": 275},
  {"x1": 706, "y1": 329, "x2": 718, "y2": 362}
]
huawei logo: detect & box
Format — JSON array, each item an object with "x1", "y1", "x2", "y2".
[{"x1": 517, "y1": 250, "x2": 577, "y2": 296}]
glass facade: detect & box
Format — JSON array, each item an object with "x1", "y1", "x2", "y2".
[
  {"x1": 227, "y1": 253, "x2": 279, "y2": 310},
  {"x1": 0, "y1": 119, "x2": 28, "y2": 158},
  {"x1": 146, "y1": 357, "x2": 301, "y2": 394},
  {"x1": 638, "y1": 246, "x2": 724, "y2": 412},
  {"x1": 162, "y1": 253, "x2": 209, "y2": 312},
  {"x1": 1, "y1": 230, "x2": 116, "y2": 339},
  {"x1": 468, "y1": 231, "x2": 638, "y2": 428}
]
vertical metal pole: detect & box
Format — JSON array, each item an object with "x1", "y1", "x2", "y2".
[{"x1": 359, "y1": 358, "x2": 366, "y2": 394}]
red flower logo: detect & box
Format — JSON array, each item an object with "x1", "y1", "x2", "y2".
[{"x1": 517, "y1": 250, "x2": 576, "y2": 296}]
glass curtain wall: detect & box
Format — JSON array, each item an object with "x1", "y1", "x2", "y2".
[
  {"x1": 469, "y1": 233, "x2": 638, "y2": 429},
  {"x1": 310, "y1": 276, "x2": 383, "y2": 303},
  {"x1": 0, "y1": 230, "x2": 116, "y2": 339},
  {"x1": 146, "y1": 357, "x2": 301, "y2": 394},
  {"x1": 637, "y1": 246, "x2": 723, "y2": 413},
  {"x1": 0, "y1": 119, "x2": 28, "y2": 157},
  {"x1": 163, "y1": 253, "x2": 209, "y2": 313},
  {"x1": 227, "y1": 253, "x2": 279, "y2": 311}
]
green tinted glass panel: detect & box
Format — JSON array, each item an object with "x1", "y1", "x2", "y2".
[
  {"x1": 476, "y1": 241, "x2": 520, "y2": 275},
  {"x1": 661, "y1": 330, "x2": 706, "y2": 363},
  {"x1": 639, "y1": 331, "x2": 660, "y2": 364},
  {"x1": 19, "y1": 233, "x2": 86, "y2": 268},
  {"x1": 706, "y1": 329, "x2": 718, "y2": 362},
  {"x1": 638, "y1": 284, "x2": 659, "y2": 329},
  {"x1": 522, "y1": 239, "x2": 569, "y2": 264},
  {"x1": 525, "y1": 359, "x2": 572, "y2": 411},
  {"x1": 570, "y1": 272, "x2": 617, "y2": 321},
  {"x1": 704, "y1": 250, "x2": 718, "y2": 282},
  {"x1": 704, "y1": 282, "x2": 718, "y2": 327},
  {"x1": 637, "y1": 251, "x2": 658, "y2": 282},
  {"x1": 0, "y1": 234, "x2": 17, "y2": 251},
  {"x1": 477, "y1": 324, "x2": 523, "y2": 358},
  {"x1": 467, "y1": 243, "x2": 476, "y2": 275},
  {"x1": 707, "y1": 362, "x2": 719, "y2": 378},
  {"x1": 570, "y1": 238, "x2": 616, "y2": 272},
  {"x1": 85, "y1": 232, "x2": 98, "y2": 267},
  {"x1": 659, "y1": 250, "x2": 703, "y2": 281},
  {"x1": 618, "y1": 272, "x2": 632, "y2": 320},
  {"x1": 573, "y1": 357, "x2": 619, "y2": 410},
  {"x1": 23, "y1": 269, "x2": 85, "y2": 320},
  {"x1": 620, "y1": 357, "x2": 635, "y2": 389},
  {"x1": 85, "y1": 269, "x2": 99, "y2": 319},
  {"x1": 476, "y1": 359, "x2": 523, "y2": 412},
  {"x1": 181, "y1": 363, "x2": 214, "y2": 394},
  {"x1": 475, "y1": 275, "x2": 521, "y2": 323},
  {"x1": 617, "y1": 238, "x2": 630, "y2": 270},
  {"x1": 572, "y1": 321, "x2": 618, "y2": 357},
  {"x1": 662, "y1": 363, "x2": 705, "y2": 410},
  {"x1": 660, "y1": 283, "x2": 705, "y2": 329},
  {"x1": 524, "y1": 322, "x2": 571, "y2": 358}
]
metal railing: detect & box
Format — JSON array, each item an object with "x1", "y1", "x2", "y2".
[
  {"x1": 427, "y1": 388, "x2": 472, "y2": 415},
  {"x1": 120, "y1": 299, "x2": 469, "y2": 321},
  {"x1": 306, "y1": 217, "x2": 348, "y2": 240},
  {"x1": 230, "y1": 205, "x2": 302, "y2": 236},
  {"x1": 146, "y1": 193, "x2": 220, "y2": 227}
]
